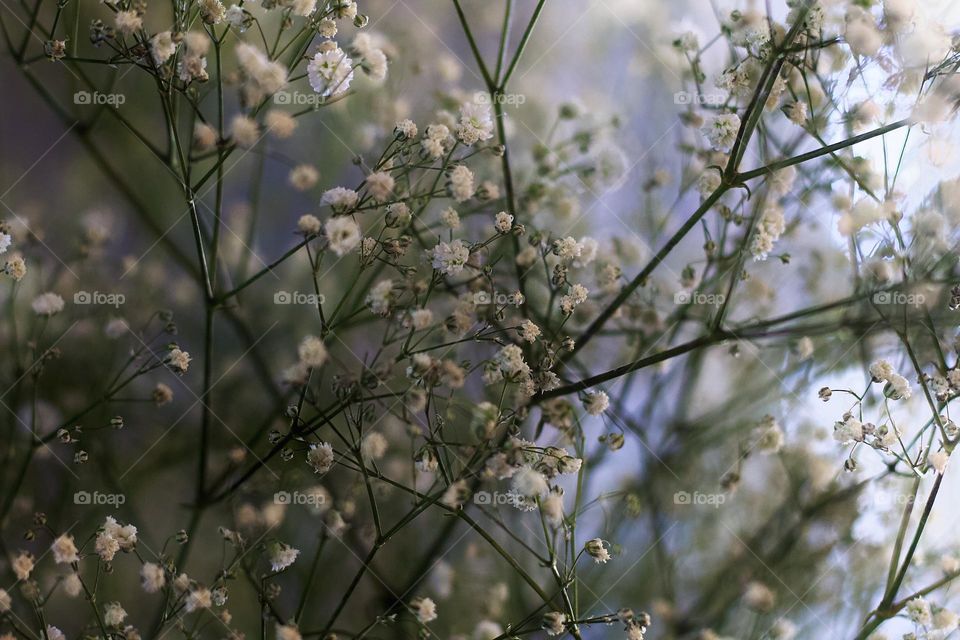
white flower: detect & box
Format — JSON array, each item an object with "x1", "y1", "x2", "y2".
[
  {"x1": 697, "y1": 170, "x2": 721, "y2": 197},
  {"x1": 307, "y1": 442, "x2": 335, "y2": 474},
  {"x1": 701, "y1": 113, "x2": 741, "y2": 150},
  {"x1": 185, "y1": 587, "x2": 213, "y2": 612},
  {"x1": 869, "y1": 360, "x2": 894, "y2": 382},
  {"x1": 307, "y1": 46, "x2": 354, "y2": 97},
  {"x1": 46, "y1": 626, "x2": 65, "y2": 640},
  {"x1": 543, "y1": 612, "x2": 567, "y2": 636},
  {"x1": 410, "y1": 309, "x2": 433, "y2": 330},
  {"x1": 51, "y1": 534, "x2": 79, "y2": 564},
  {"x1": 230, "y1": 115, "x2": 260, "y2": 148},
  {"x1": 32, "y1": 292, "x2": 64, "y2": 316},
  {"x1": 361, "y1": 432, "x2": 388, "y2": 460},
  {"x1": 103, "y1": 516, "x2": 138, "y2": 550},
  {"x1": 366, "y1": 279, "x2": 394, "y2": 316},
  {"x1": 412, "y1": 596, "x2": 438, "y2": 623},
  {"x1": 104, "y1": 602, "x2": 127, "y2": 627},
  {"x1": 885, "y1": 373, "x2": 911, "y2": 401},
  {"x1": 560, "y1": 283, "x2": 589, "y2": 314},
  {"x1": 225, "y1": 4, "x2": 245, "y2": 29},
  {"x1": 298, "y1": 336, "x2": 328, "y2": 367},
  {"x1": 906, "y1": 597, "x2": 932, "y2": 626},
  {"x1": 518, "y1": 320, "x2": 540, "y2": 343},
  {"x1": 322, "y1": 187, "x2": 359, "y2": 213},
  {"x1": 583, "y1": 391, "x2": 609, "y2": 416},
  {"x1": 494, "y1": 211, "x2": 513, "y2": 233},
  {"x1": 394, "y1": 119, "x2": 418, "y2": 139},
  {"x1": 268, "y1": 542, "x2": 300, "y2": 572},
  {"x1": 456, "y1": 96, "x2": 494, "y2": 145},
  {"x1": 96, "y1": 531, "x2": 120, "y2": 561},
  {"x1": 114, "y1": 10, "x2": 142, "y2": 34},
  {"x1": 167, "y1": 348, "x2": 192, "y2": 374},
  {"x1": 0, "y1": 232, "x2": 10, "y2": 254},
  {"x1": 0, "y1": 588, "x2": 10, "y2": 612},
  {"x1": 834, "y1": 417, "x2": 863, "y2": 444},
  {"x1": 552, "y1": 237, "x2": 583, "y2": 263},
  {"x1": 141, "y1": 563, "x2": 166, "y2": 593},
  {"x1": 365, "y1": 171, "x2": 395, "y2": 202},
  {"x1": 751, "y1": 203, "x2": 785, "y2": 261},
  {"x1": 277, "y1": 625, "x2": 302, "y2": 640},
  {"x1": 12, "y1": 552, "x2": 32, "y2": 580},
  {"x1": 290, "y1": 0, "x2": 316, "y2": 16},
  {"x1": 440, "y1": 207, "x2": 460, "y2": 229},
  {"x1": 150, "y1": 31, "x2": 177, "y2": 65},
  {"x1": 324, "y1": 216, "x2": 361, "y2": 256},
  {"x1": 929, "y1": 450, "x2": 949, "y2": 474},
  {"x1": 845, "y1": 7, "x2": 882, "y2": 57},
  {"x1": 511, "y1": 466, "x2": 548, "y2": 499},
  {"x1": 431, "y1": 239, "x2": 470, "y2": 276},
  {"x1": 585, "y1": 538, "x2": 610, "y2": 563},
  {"x1": 298, "y1": 214, "x2": 322, "y2": 235},
  {"x1": 447, "y1": 165, "x2": 475, "y2": 202},
  {"x1": 289, "y1": 164, "x2": 319, "y2": 191}
]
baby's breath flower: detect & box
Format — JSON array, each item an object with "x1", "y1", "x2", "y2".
[
  {"x1": 430, "y1": 239, "x2": 470, "y2": 276},
  {"x1": 199, "y1": 0, "x2": 226, "y2": 24},
  {"x1": 167, "y1": 348, "x2": 192, "y2": 374},
  {"x1": 906, "y1": 596, "x2": 932, "y2": 626},
  {"x1": 12, "y1": 552, "x2": 32, "y2": 580},
  {"x1": 104, "y1": 602, "x2": 127, "y2": 627},
  {"x1": 366, "y1": 279, "x2": 394, "y2": 316},
  {"x1": 929, "y1": 450, "x2": 949, "y2": 474},
  {"x1": 298, "y1": 214, "x2": 322, "y2": 235},
  {"x1": 365, "y1": 171, "x2": 395, "y2": 202},
  {"x1": 193, "y1": 122, "x2": 217, "y2": 150},
  {"x1": 32, "y1": 292, "x2": 64, "y2": 316},
  {"x1": 542, "y1": 611, "x2": 566, "y2": 636},
  {"x1": 141, "y1": 563, "x2": 166, "y2": 593},
  {"x1": 361, "y1": 432, "x2": 388, "y2": 460},
  {"x1": 322, "y1": 187, "x2": 360, "y2": 213},
  {"x1": 114, "y1": 10, "x2": 142, "y2": 35},
  {"x1": 276, "y1": 624, "x2": 302, "y2": 640},
  {"x1": 267, "y1": 541, "x2": 300, "y2": 572},
  {"x1": 307, "y1": 442, "x2": 335, "y2": 474},
  {"x1": 51, "y1": 534, "x2": 79, "y2": 564},
  {"x1": 518, "y1": 319, "x2": 540, "y2": 343},
  {"x1": 456, "y1": 96, "x2": 494, "y2": 145},
  {"x1": 324, "y1": 216, "x2": 361, "y2": 256},
  {"x1": 440, "y1": 207, "x2": 460, "y2": 229},
  {"x1": 298, "y1": 335, "x2": 328, "y2": 368},
  {"x1": 585, "y1": 538, "x2": 610, "y2": 563},
  {"x1": 395, "y1": 119, "x2": 418, "y2": 140},
  {"x1": 411, "y1": 596, "x2": 438, "y2": 623},
  {"x1": 150, "y1": 31, "x2": 177, "y2": 65},
  {"x1": 0, "y1": 589, "x2": 9, "y2": 612},
  {"x1": 583, "y1": 391, "x2": 610, "y2": 416},
  {"x1": 833, "y1": 416, "x2": 863, "y2": 444},
  {"x1": 494, "y1": 211, "x2": 513, "y2": 233},
  {"x1": 307, "y1": 45, "x2": 354, "y2": 98},
  {"x1": 185, "y1": 587, "x2": 213, "y2": 612},
  {"x1": 447, "y1": 165, "x2": 475, "y2": 202},
  {"x1": 559, "y1": 283, "x2": 588, "y2": 314},
  {"x1": 290, "y1": 164, "x2": 320, "y2": 191},
  {"x1": 265, "y1": 110, "x2": 297, "y2": 138},
  {"x1": 701, "y1": 113, "x2": 741, "y2": 151},
  {"x1": 230, "y1": 115, "x2": 260, "y2": 148}
]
